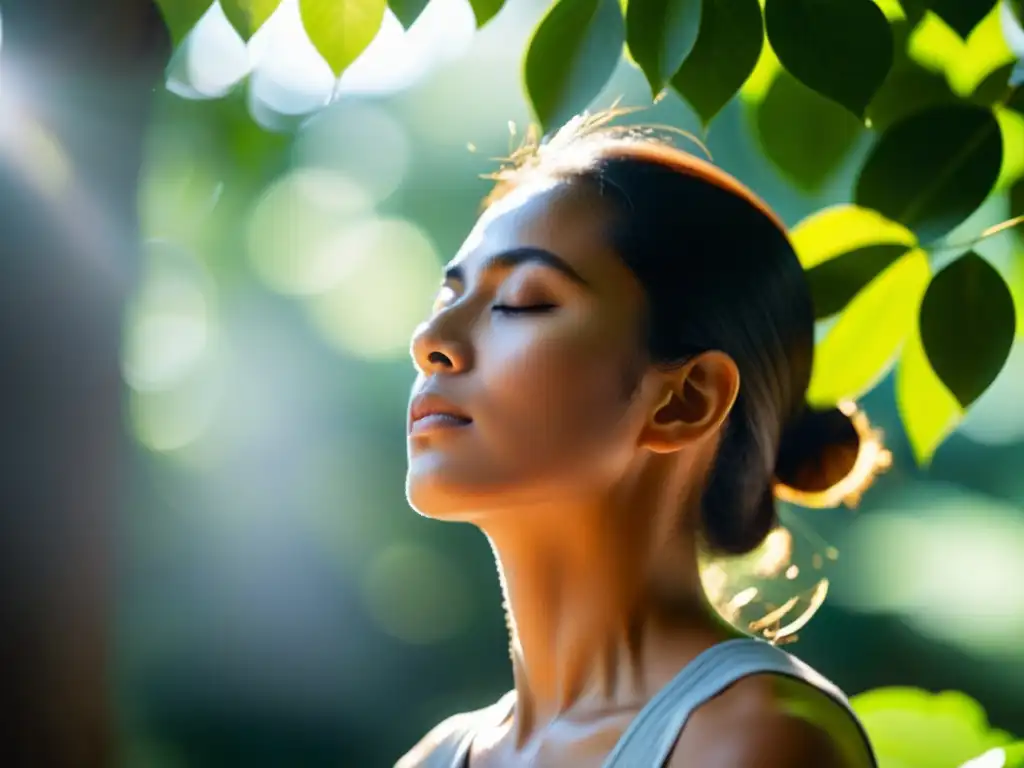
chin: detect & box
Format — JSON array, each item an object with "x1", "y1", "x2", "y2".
[
  {"x1": 406, "y1": 466, "x2": 478, "y2": 522},
  {"x1": 405, "y1": 456, "x2": 517, "y2": 522}
]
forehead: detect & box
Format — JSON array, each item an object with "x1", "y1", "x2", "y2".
[{"x1": 449, "y1": 179, "x2": 639, "y2": 295}]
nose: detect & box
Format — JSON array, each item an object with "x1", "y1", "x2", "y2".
[{"x1": 410, "y1": 309, "x2": 472, "y2": 376}]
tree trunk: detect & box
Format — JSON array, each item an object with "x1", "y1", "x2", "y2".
[{"x1": 0, "y1": 1, "x2": 168, "y2": 765}]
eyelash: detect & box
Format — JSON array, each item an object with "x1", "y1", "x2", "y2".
[{"x1": 491, "y1": 304, "x2": 557, "y2": 315}]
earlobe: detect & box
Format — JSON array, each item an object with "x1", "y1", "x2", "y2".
[{"x1": 639, "y1": 352, "x2": 740, "y2": 454}]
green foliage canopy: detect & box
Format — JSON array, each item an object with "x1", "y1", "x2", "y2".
[
  {"x1": 851, "y1": 687, "x2": 1023, "y2": 768},
  {"x1": 155, "y1": 0, "x2": 1024, "y2": 464},
  {"x1": 148, "y1": 4, "x2": 1024, "y2": 758}
]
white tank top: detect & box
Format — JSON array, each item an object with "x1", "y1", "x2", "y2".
[{"x1": 415, "y1": 637, "x2": 876, "y2": 767}]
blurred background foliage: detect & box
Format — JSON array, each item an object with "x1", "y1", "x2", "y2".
[{"x1": 5, "y1": 0, "x2": 1021, "y2": 765}]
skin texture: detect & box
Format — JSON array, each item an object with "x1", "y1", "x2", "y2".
[{"x1": 401, "y1": 180, "x2": 870, "y2": 767}]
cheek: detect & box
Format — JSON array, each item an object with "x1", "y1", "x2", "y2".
[
  {"x1": 405, "y1": 318, "x2": 644, "y2": 518},
  {"x1": 479, "y1": 324, "x2": 638, "y2": 467}
]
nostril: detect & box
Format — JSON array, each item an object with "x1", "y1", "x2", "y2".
[{"x1": 428, "y1": 350, "x2": 453, "y2": 367}]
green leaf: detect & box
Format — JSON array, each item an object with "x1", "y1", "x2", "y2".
[
  {"x1": 959, "y1": 745, "x2": 1024, "y2": 768},
  {"x1": 855, "y1": 104, "x2": 1003, "y2": 243},
  {"x1": 764, "y1": 0, "x2": 893, "y2": 118},
  {"x1": 670, "y1": 0, "x2": 763, "y2": 128},
  {"x1": 907, "y1": 5, "x2": 1014, "y2": 97},
  {"x1": 1013, "y1": 178, "x2": 1024, "y2": 228},
  {"x1": 220, "y1": 0, "x2": 282, "y2": 40},
  {"x1": 996, "y1": 107, "x2": 1024, "y2": 191},
  {"x1": 954, "y1": 7, "x2": 1014, "y2": 96},
  {"x1": 790, "y1": 204, "x2": 918, "y2": 318},
  {"x1": 807, "y1": 248, "x2": 930, "y2": 407},
  {"x1": 523, "y1": 0, "x2": 625, "y2": 132},
  {"x1": 388, "y1": 0, "x2": 429, "y2": 29},
  {"x1": 865, "y1": 61, "x2": 955, "y2": 132},
  {"x1": 905, "y1": 0, "x2": 998, "y2": 39},
  {"x1": 1013, "y1": 253, "x2": 1024, "y2": 338},
  {"x1": 300, "y1": 0, "x2": 388, "y2": 77},
  {"x1": 791, "y1": 203, "x2": 918, "y2": 268},
  {"x1": 971, "y1": 62, "x2": 1014, "y2": 107},
  {"x1": 806, "y1": 244, "x2": 913, "y2": 320},
  {"x1": 895, "y1": 310, "x2": 962, "y2": 465},
  {"x1": 156, "y1": 0, "x2": 213, "y2": 46},
  {"x1": 852, "y1": 688, "x2": 1014, "y2": 768},
  {"x1": 739, "y1": 36, "x2": 782, "y2": 102},
  {"x1": 1006, "y1": 743, "x2": 1024, "y2": 767},
  {"x1": 865, "y1": 19, "x2": 957, "y2": 133},
  {"x1": 751, "y1": 70, "x2": 864, "y2": 191},
  {"x1": 626, "y1": 0, "x2": 701, "y2": 98},
  {"x1": 468, "y1": 0, "x2": 506, "y2": 27},
  {"x1": 1009, "y1": 84, "x2": 1024, "y2": 116},
  {"x1": 919, "y1": 251, "x2": 1016, "y2": 407}
]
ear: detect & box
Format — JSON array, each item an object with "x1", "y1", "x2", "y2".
[{"x1": 638, "y1": 351, "x2": 740, "y2": 455}]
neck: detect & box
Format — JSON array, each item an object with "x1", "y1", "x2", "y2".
[{"x1": 478, "y1": 486, "x2": 733, "y2": 746}]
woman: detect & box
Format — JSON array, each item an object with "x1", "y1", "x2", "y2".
[{"x1": 397, "y1": 115, "x2": 883, "y2": 767}]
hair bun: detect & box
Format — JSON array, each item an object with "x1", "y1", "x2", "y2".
[{"x1": 773, "y1": 401, "x2": 891, "y2": 509}]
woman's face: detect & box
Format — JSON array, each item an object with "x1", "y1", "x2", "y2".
[{"x1": 406, "y1": 179, "x2": 662, "y2": 521}]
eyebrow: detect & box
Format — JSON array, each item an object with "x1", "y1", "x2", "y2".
[{"x1": 443, "y1": 246, "x2": 591, "y2": 288}]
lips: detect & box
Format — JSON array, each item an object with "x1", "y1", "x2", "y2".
[{"x1": 408, "y1": 392, "x2": 472, "y2": 435}]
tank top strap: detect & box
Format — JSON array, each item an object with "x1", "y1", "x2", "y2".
[
  {"x1": 601, "y1": 637, "x2": 876, "y2": 767},
  {"x1": 411, "y1": 713, "x2": 473, "y2": 768},
  {"x1": 442, "y1": 690, "x2": 517, "y2": 768}
]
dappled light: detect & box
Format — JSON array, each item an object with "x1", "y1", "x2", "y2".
[
  {"x1": 247, "y1": 168, "x2": 374, "y2": 295},
  {"x1": 123, "y1": 240, "x2": 217, "y2": 391},
  {"x1": 304, "y1": 216, "x2": 440, "y2": 359},
  {"x1": 701, "y1": 514, "x2": 839, "y2": 643},
  {"x1": 834, "y1": 484, "x2": 1024, "y2": 657},
  {"x1": 4, "y1": 0, "x2": 1024, "y2": 765},
  {"x1": 363, "y1": 541, "x2": 475, "y2": 644},
  {"x1": 0, "y1": 109, "x2": 71, "y2": 198},
  {"x1": 295, "y1": 101, "x2": 411, "y2": 203},
  {"x1": 115, "y1": 1, "x2": 1024, "y2": 761}
]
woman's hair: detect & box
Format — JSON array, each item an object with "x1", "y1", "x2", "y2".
[{"x1": 485, "y1": 113, "x2": 887, "y2": 557}]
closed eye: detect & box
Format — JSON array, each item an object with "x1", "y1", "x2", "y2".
[{"x1": 492, "y1": 304, "x2": 558, "y2": 315}]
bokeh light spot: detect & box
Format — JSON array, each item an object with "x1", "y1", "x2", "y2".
[
  {"x1": 833, "y1": 486, "x2": 1024, "y2": 656},
  {"x1": 129, "y1": 370, "x2": 222, "y2": 453},
  {"x1": 247, "y1": 168, "x2": 374, "y2": 295},
  {"x1": 701, "y1": 513, "x2": 835, "y2": 642},
  {"x1": 293, "y1": 102, "x2": 410, "y2": 205},
  {"x1": 305, "y1": 217, "x2": 439, "y2": 360},
  {"x1": 363, "y1": 542, "x2": 472, "y2": 644},
  {"x1": 123, "y1": 241, "x2": 216, "y2": 392}
]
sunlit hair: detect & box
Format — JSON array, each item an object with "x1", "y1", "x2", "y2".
[
  {"x1": 484, "y1": 108, "x2": 780, "y2": 227},
  {"x1": 480, "y1": 108, "x2": 892, "y2": 638}
]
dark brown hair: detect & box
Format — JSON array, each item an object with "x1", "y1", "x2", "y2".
[{"x1": 486, "y1": 115, "x2": 881, "y2": 556}]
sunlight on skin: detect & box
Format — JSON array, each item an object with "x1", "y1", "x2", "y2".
[
  {"x1": 702, "y1": 400, "x2": 888, "y2": 641},
  {"x1": 701, "y1": 524, "x2": 836, "y2": 642}
]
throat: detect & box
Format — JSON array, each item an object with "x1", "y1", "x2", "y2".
[{"x1": 486, "y1": 519, "x2": 714, "y2": 741}]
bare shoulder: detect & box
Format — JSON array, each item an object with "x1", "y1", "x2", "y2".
[
  {"x1": 668, "y1": 673, "x2": 873, "y2": 768},
  {"x1": 394, "y1": 709, "x2": 476, "y2": 768},
  {"x1": 668, "y1": 708, "x2": 851, "y2": 768}
]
